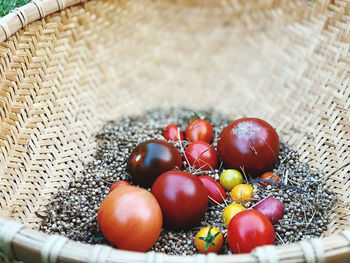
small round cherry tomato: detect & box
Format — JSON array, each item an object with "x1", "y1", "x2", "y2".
[
  {"x1": 163, "y1": 124, "x2": 184, "y2": 141},
  {"x1": 198, "y1": 176, "x2": 226, "y2": 205},
  {"x1": 217, "y1": 118, "x2": 280, "y2": 177},
  {"x1": 259, "y1": 172, "x2": 280, "y2": 187},
  {"x1": 185, "y1": 119, "x2": 213, "y2": 143},
  {"x1": 151, "y1": 170, "x2": 208, "y2": 230},
  {"x1": 127, "y1": 139, "x2": 182, "y2": 187},
  {"x1": 109, "y1": 181, "x2": 131, "y2": 193},
  {"x1": 195, "y1": 226, "x2": 224, "y2": 254},
  {"x1": 219, "y1": 169, "x2": 243, "y2": 191},
  {"x1": 97, "y1": 186, "x2": 162, "y2": 252},
  {"x1": 184, "y1": 141, "x2": 218, "y2": 171},
  {"x1": 227, "y1": 210, "x2": 275, "y2": 253},
  {"x1": 230, "y1": 184, "x2": 254, "y2": 203},
  {"x1": 222, "y1": 204, "x2": 245, "y2": 227}
]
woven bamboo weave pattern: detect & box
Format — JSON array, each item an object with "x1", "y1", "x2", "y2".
[{"x1": 0, "y1": 0, "x2": 349, "y2": 262}]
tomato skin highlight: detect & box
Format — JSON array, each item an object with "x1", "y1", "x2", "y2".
[
  {"x1": 184, "y1": 141, "x2": 218, "y2": 171},
  {"x1": 198, "y1": 176, "x2": 226, "y2": 204},
  {"x1": 97, "y1": 186, "x2": 162, "y2": 252},
  {"x1": 109, "y1": 181, "x2": 131, "y2": 193},
  {"x1": 127, "y1": 139, "x2": 182, "y2": 187},
  {"x1": 163, "y1": 124, "x2": 184, "y2": 141},
  {"x1": 227, "y1": 210, "x2": 275, "y2": 253},
  {"x1": 185, "y1": 119, "x2": 213, "y2": 143},
  {"x1": 151, "y1": 171, "x2": 208, "y2": 230},
  {"x1": 217, "y1": 118, "x2": 280, "y2": 177}
]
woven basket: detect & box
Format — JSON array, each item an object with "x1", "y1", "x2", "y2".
[{"x1": 0, "y1": 0, "x2": 349, "y2": 262}]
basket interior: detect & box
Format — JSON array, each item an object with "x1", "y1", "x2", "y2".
[{"x1": 0, "y1": 0, "x2": 349, "y2": 237}]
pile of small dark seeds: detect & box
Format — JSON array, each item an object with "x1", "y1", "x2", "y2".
[{"x1": 40, "y1": 107, "x2": 338, "y2": 255}]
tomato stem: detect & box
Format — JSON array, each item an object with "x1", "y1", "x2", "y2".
[{"x1": 198, "y1": 227, "x2": 220, "y2": 251}]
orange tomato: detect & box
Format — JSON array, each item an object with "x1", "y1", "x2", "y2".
[
  {"x1": 97, "y1": 185, "x2": 162, "y2": 252},
  {"x1": 195, "y1": 226, "x2": 224, "y2": 254},
  {"x1": 230, "y1": 184, "x2": 254, "y2": 203},
  {"x1": 259, "y1": 172, "x2": 280, "y2": 187}
]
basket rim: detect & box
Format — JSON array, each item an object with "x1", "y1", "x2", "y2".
[{"x1": 0, "y1": 0, "x2": 350, "y2": 262}]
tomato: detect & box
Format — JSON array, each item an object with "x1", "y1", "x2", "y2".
[
  {"x1": 217, "y1": 118, "x2": 280, "y2": 177},
  {"x1": 219, "y1": 169, "x2": 243, "y2": 191},
  {"x1": 227, "y1": 210, "x2": 275, "y2": 253},
  {"x1": 185, "y1": 119, "x2": 213, "y2": 143},
  {"x1": 230, "y1": 184, "x2": 254, "y2": 203},
  {"x1": 184, "y1": 141, "x2": 218, "y2": 171},
  {"x1": 127, "y1": 139, "x2": 182, "y2": 187},
  {"x1": 259, "y1": 172, "x2": 280, "y2": 187},
  {"x1": 163, "y1": 124, "x2": 184, "y2": 141},
  {"x1": 195, "y1": 226, "x2": 224, "y2": 254},
  {"x1": 222, "y1": 204, "x2": 245, "y2": 227},
  {"x1": 151, "y1": 171, "x2": 208, "y2": 230},
  {"x1": 109, "y1": 181, "x2": 131, "y2": 193},
  {"x1": 97, "y1": 186, "x2": 162, "y2": 252},
  {"x1": 198, "y1": 176, "x2": 226, "y2": 205}
]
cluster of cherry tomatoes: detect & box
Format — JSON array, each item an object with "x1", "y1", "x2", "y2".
[{"x1": 97, "y1": 116, "x2": 284, "y2": 254}]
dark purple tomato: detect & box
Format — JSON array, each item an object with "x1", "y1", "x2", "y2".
[
  {"x1": 127, "y1": 140, "x2": 182, "y2": 187},
  {"x1": 217, "y1": 118, "x2": 280, "y2": 177},
  {"x1": 151, "y1": 171, "x2": 208, "y2": 230}
]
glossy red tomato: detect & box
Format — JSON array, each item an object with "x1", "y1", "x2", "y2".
[
  {"x1": 198, "y1": 176, "x2": 226, "y2": 205},
  {"x1": 227, "y1": 210, "x2": 275, "y2": 253},
  {"x1": 109, "y1": 181, "x2": 131, "y2": 193},
  {"x1": 97, "y1": 186, "x2": 162, "y2": 252},
  {"x1": 184, "y1": 141, "x2": 218, "y2": 171},
  {"x1": 163, "y1": 124, "x2": 184, "y2": 141},
  {"x1": 217, "y1": 118, "x2": 280, "y2": 177},
  {"x1": 127, "y1": 139, "x2": 182, "y2": 187},
  {"x1": 185, "y1": 119, "x2": 213, "y2": 143},
  {"x1": 151, "y1": 171, "x2": 208, "y2": 230}
]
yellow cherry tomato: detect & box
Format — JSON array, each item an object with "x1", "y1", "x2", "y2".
[
  {"x1": 222, "y1": 204, "x2": 245, "y2": 227},
  {"x1": 219, "y1": 169, "x2": 243, "y2": 191},
  {"x1": 195, "y1": 226, "x2": 224, "y2": 254},
  {"x1": 230, "y1": 184, "x2": 254, "y2": 203}
]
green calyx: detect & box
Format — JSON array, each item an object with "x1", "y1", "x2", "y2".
[{"x1": 199, "y1": 227, "x2": 220, "y2": 251}]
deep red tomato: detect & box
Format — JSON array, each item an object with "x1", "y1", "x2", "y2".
[
  {"x1": 198, "y1": 176, "x2": 226, "y2": 205},
  {"x1": 163, "y1": 124, "x2": 184, "y2": 141},
  {"x1": 127, "y1": 139, "x2": 182, "y2": 187},
  {"x1": 97, "y1": 186, "x2": 162, "y2": 252},
  {"x1": 151, "y1": 171, "x2": 208, "y2": 230},
  {"x1": 184, "y1": 141, "x2": 218, "y2": 171},
  {"x1": 109, "y1": 181, "x2": 131, "y2": 193},
  {"x1": 217, "y1": 118, "x2": 280, "y2": 177},
  {"x1": 185, "y1": 119, "x2": 213, "y2": 143},
  {"x1": 227, "y1": 210, "x2": 275, "y2": 253}
]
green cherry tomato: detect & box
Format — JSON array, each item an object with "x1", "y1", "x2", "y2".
[{"x1": 219, "y1": 169, "x2": 243, "y2": 191}]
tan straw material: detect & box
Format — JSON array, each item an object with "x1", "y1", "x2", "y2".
[{"x1": 0, "y1": 0, "x2": 349, "y2": 262}]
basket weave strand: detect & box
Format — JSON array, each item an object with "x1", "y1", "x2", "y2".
[{"x1": 0, "y1": 0, "x2": 349, "y2": 262}]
